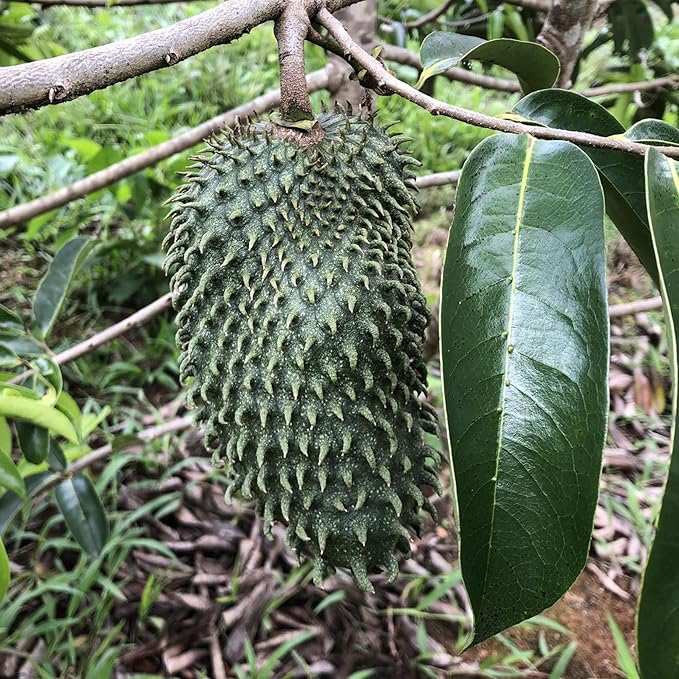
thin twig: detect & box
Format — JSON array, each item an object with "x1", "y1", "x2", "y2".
[
  {"x1": 0, "y1": 67, "x2": 337, "y2": 229},
  {"x1": 54, "y1": 293, "x2": 173, "y2": 365},
  {"x1": 317, "y1": 8, "x2": 679, "y2": 159},
  {"x1": 414, "y1": 171, "x2": 460, "y2": 189},
  {"x1": 609, "y1": 296, "x2": 662, "y2": 318},
  {"x1": 405, "y1": 0, "x2": 456, "y2": 29},
  {"x1": 382, "y1": 45, "x2": 679, "y2": 98},
  {"x1": 0, "y1": 0, "x2": 360, "y2": 115}
]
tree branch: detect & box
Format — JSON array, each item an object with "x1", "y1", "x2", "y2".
[
  {"x1": 382, "y1": 45, "x2": 679, "y2": 98},
  {"x1": 0, "y1": 67, "x2": 337, "y2": 229},
  {"x1": 21, "y1": 0, "x2": 200, "y2": 5},
  {"x1": 0, "y1": 0, "x2": 360, "y2": 115},
  {"x1": 609, "y1": 296, "x2": 662, "y2": 318},
  {"x1": 275, "y1": 0, "x2": 315, "y2": 122},
  {"x1": 537, "y1": 0, "x2": 598, "y2": 88},
  {"x1": 54, "y1": 293, "x2": 173, "y2": 365},
  {"x1": 317, "y1": 8, "x2": 679, "y2": 159},
  {"x1": 503, "y1": 0, "x2": 551, "y2": 10},
  {"x1": 405, "y1": 0, "x2": 456, "y2": 29}
]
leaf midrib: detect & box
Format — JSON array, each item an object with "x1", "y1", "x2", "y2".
[{"x1": 479, "y1": 136, "x2": 535, "y2": 614}]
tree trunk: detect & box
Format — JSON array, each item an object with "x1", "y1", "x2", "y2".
[{"x1": 329, "y1": 0, "x2": 378, "y2": 110}]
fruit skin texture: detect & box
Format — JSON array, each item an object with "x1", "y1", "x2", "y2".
[{"x1": 163, "y1": 109, "x2": 440, "y2": 591}]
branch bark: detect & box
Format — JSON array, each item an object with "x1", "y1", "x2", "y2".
[
  {"x1": 0, "y1": 67, "x2": 337, "y2": 229},
  {"x1": 21, "y1": 0, "x2": 199, "y2": 5},
  {"x1": 0, "y1": 0, "x2": 360, "y2": 115},
  {"x1": 317, "y1": 8, "x2": 679, "y2": 159},
  {"x1": 537, "y1": 0, "x2": 598, "y2": 88}
]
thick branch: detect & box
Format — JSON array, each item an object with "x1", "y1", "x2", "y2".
[
  {"x1": 275, "y1": 0, "x2": 315, "y2": 121},
  {"x1": 0, "y1": 0, "x2": 360, "y2": 115},
  {"x1": 317, "y1": 8, "x2": 679, "y2": 159},
  {"x1": 609, "y1": 296, "x2": 662, "y2": 318},
  {"x1": 24, "y1": 0, "x2": 198, "y2": 5},
  {"x1": 537, "y1": 0, "x2": 598, "y2": 88},
  {"x1": 0, "y1": 67, "x2": 336, "y2": 229}
]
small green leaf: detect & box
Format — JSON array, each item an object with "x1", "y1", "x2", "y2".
[
  {"x1": 0, "y1": 395, "x2": 79, "y2": 443},
  {"x1": 608, "y1": 0, "x2": 654, "y2": 57},
  {"x1": 0, "y1": 537, "x2": 8, "y2": 601},
  {"x1": 0, "y1": 304, "x2": 22, "y2": 330},
  {"x1": 55, "y1": 390, "x2": 82, "y2": 436},
  {"x1": 417, "y1": 32, "x2": 559, "y2": 92},
  {"x1": 0, "y1": 472, "x2": 49, "y2": 535},
  {"x1": 0, "y1": 417, "x2": 11, "y2": 456},
  {"x1": 30, "y1": 356, "x2": 63, "y2": 402},
  {"x1": 0, "y1": 344, "x2": 19, "y2": 369},
  {"x1": 54, "y1": 474, "x2": 109, "y2": 556},
  {"x1": 441, "y1": 133, "x2": 608, "y2": 644},
  {"x1": 46, "y1": 439, "x2": 67, "y2": 472},
  {"x1": 32, "y1": 236, "x2": 96, "y2": 340},
  {"x1": 0, "y1": 447, "x2": 24, "y2": 498},
  {"x1": 16, "y1": 422, "x2": 49, "y2": 464},
  {"x1": 625, "y1": 119, "x2": 679, "y2": 147},
  {"x1": 637, "y1": 147, "x2": 679, "y2": 678}
]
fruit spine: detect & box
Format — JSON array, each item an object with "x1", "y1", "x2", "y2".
[{"x1": 163, "y1": 109, "x2": 440, "y2": 590}]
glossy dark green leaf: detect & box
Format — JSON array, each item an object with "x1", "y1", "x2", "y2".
[
  {"x1": 441, "y1": 133, "x2": 608, "y2": 645},
  {"x1": 0, "y1": 537, "x2": 8, "y2": 601},
  {"x1": 637, "y1": 147, "x2": 679, "y2": 678},
  {"x1": 0, "y1": 333, "x2": 45, "y2": 357},
  {"x1": 15, "y1": 422, "x2": 49, "y2": 464},
  {"x1": 29, "y1": 356, "x2": 63, "y2": 401},
  {"x1": 513, "y1": 89, "x2": 658, "y2": 284},
  {"x1": 626, "y1": 119, "x2": 679, "y2": 147},
  {"x1": 417, "y1": 32, "x2": 559, "y2": 92},
  {"x1": 32, "y1": 236, "x2": 96, "y2": 340},
  {"x1": 0, "y1": 448, "x2": 24, "y2": 498},
  {"x1": 54, "y1": 474, "x2": 109, "y2": 556}
]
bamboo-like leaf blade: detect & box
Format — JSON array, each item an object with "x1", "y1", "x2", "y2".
[
  {"x1": 637, "y1": 147, "x2": 679, "y2": 678},
  {"x1": 32, "y1": 236, "x2": 95, "y2": 340},
  {"x1": 441, "y1": 133, "x2": 608, "y2": 644},
  {"x1": 54, "y1": 474, "x2": 109, "y2": 556},
  {"x1": 418, "y1": 32, "x2": 559, "y2": 92}
]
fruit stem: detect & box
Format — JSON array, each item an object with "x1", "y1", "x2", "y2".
[{"x1": 274, "y1": 1, "x2": 316, "y2": 125}]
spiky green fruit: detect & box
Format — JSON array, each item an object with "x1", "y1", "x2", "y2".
[{"x1": 163, "y1": 110, "x2": 440, "y2": 591}]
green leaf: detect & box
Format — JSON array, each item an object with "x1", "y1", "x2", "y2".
[
  {"x1": 0, "y1": 395, "x2": 79, "y2": 443},
  {"x1": 55, "y1": 390, "x2": 83, "y2": 436},
  {"x1": 32, "y1": 236, "x2": 96, "y2": 340},
  {"x1": 46, "y1": 439, "x2": 67, "y2": 472},
  {"x1": 625, "y1": 119, "x2": 679, "y2": 147},
  {"x1": 513, "y1": 89, "x2": 659, "y2": 284},
  {"x1": 0, "y1": 472, "x2": 49, "y2": 535},
  {"x1": 0, "y1": 304, "x2": 22, "y2": 330},
  {"x1": 0, "y1": 417, "x2": 11, "y2": 456},
  {"x1": 15, "y1": 422, "x2": 49, "y2": 464},
  {"x1": 440, "y1": 133, "x2": 608, "y2": 645},
  {"x1": 417, "y1": 32, "x2": 559, "y2": 92},
  {"x1": 637, "y1": 147, "x2": 679, "y2": 678},
  {"x1": 0, "y1": 537, "x2": 8, "y2": 601},
  {"x1": 0, "y1": 447, "x2": 25, "y2": 498},
  {"x1": 54, "y1": 474, "x2": 109, "y2": 556},
  {"x1": 30, "y1": 357, "x2": 63, "y2": 401}
]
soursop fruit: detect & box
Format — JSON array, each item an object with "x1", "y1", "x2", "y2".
[{"x1": 163, "y1": 109, "x2": 440, "y2": 591}]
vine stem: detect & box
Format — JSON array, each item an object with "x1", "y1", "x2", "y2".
[{"x1": 316, "y1": 7, "x2": 679, "y2": 160}]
